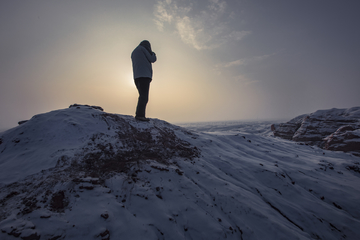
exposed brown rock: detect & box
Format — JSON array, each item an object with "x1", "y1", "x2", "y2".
[
  {"x1": 18, "y1": 120, "x2": 28, "y2": 125},
  {"x1": 50, "y1": 191, "x2": 68, "y2": 212},
  {"x1": 271, "y1": 114, "x2": 307, "y2": 140},
  {"x1": 69, "y1": 103, "x2": 104, "y2": 111},
  {"x1": 324, "y1": 126, "x2": 360, "y2": 154}
]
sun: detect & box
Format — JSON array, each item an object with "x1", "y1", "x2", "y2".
[{"x1": 126, "y1": 71, "x2": 135, "y2": 87}]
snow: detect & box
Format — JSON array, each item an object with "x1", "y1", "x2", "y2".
[
  {"x1": 0, "y1": 106, "x2": 111, "y2": 184},
  {"x1": 311, "y1": 107, "x2": 360, "y2": 119},
  {"x1": 1, "y1": 105, "x2": 360, "y2": 240}
]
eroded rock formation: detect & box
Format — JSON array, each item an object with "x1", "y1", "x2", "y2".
[{"x1": 271, "y1": 107, "x2": 360, "y2": 155}]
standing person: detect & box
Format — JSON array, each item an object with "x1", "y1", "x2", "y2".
[{"x1": 131, "y1": 40, "x2": 157, "y2": 121}]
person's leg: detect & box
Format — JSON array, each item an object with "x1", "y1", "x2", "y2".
[{"x1": 135, "y1": 78, "x2": 151, "y2": 118}]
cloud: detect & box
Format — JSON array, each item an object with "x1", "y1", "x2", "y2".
[
  {"x1": 235, "y1": 75, "x2": 261, "y2": 86},
  {"x1": 154, "y1": 0, "x2": 250, "y2": 50},
  {"x1": 221, "y1": 54, "x2": 272, "y2": 68},
  {"x1": 212, "y1": 54, "x2": 273, "y2": 84},
  {"x1": 223, "y1": 59, "x2": 246, "y2": 68},
  {"x1": 154, "y1": 0, "x2": 190, "y2": 31}
]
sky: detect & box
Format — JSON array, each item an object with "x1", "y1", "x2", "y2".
[{"x1": 1, "y1": 0, "x2": 359, "y2": 130}]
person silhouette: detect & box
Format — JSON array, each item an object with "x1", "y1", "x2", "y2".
[{"x1": 131, "y1": 40, "x2": 157, "y2": 121}]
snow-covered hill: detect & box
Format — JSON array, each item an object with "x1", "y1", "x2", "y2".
[{"x1": 1, "y1": 105, "x2": 360, "y2": 240}]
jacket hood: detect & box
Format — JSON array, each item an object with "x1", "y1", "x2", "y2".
[{"x1": 139, "y1": 40, "x2": 152, "y2": 54}]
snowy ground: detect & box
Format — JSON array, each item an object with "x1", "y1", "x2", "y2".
[
  {"x1": 178, "y1": 120, "x2": 276, "y2": 135},
  {"x1": 0, "y1": 106, "x2": 359, "y2": 240}
]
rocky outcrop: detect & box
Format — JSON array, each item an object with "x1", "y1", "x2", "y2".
[
  {"x1": 0, "y1": 104, "x2": 200, "y2": 184},
  {"x1": 271, "y1": 107, "x2": 360, "y2": 155},
  {"x1": 270, "y1": 114, "x2": 307, "y2": 140},
  {"x1": 69, "y1": 103, "x2": 104, "y2": 111},
  {"x1": 324, "y1": 126, "x2": 360, "y2": 155},
  {"x1": 17, "y1": 120, "x2": 28, "y2": 125}
]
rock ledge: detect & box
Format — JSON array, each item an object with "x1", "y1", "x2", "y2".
[{"x1": 271, "y1": 107, "x2": 360, "y2": 156}]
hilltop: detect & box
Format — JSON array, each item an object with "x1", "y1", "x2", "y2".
[{"x1": 0, "y1": 105, "x2": 360, "y2": 240}]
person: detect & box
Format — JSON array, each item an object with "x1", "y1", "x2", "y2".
[{"x1": 131, "y1": 40, "x2": 157, "y2": 121}]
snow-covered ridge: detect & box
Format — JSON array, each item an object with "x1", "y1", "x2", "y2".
[
  {"x1": 0, "y1": 104, "x2": 198, "y2": 185},
  {"x1": 1, "y1": 105, "x2": 360, "y2": 240},
  {"x1": 271, "y1": 107, "x2": 360, "y2": 156}
]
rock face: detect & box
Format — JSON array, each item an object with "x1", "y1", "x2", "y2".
[
  {"x1": 271, "y1": 107, "x2": 360, "y2": 155},
  {"x1": 270, "y1": 114, "x2": 307, "y2": 140},
  {"x1": 324, "y1": 126, "x2": 360, "y2": 154}
]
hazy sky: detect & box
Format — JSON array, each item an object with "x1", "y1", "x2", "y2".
[{"x1": 1, "y1": 0, "x2": 359, "y2": 130}]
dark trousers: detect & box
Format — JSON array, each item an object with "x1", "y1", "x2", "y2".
[{"x1": 135, "y1": 77, "x2": 151, "y2": 118}]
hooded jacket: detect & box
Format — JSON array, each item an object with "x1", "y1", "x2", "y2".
[{"x1": 131, "y1": 41, "x2": 157, "y2": 80}]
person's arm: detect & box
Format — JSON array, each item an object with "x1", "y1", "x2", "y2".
[{"x1": 142, "y1": 47, "x2": 157, "y2": 63}]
